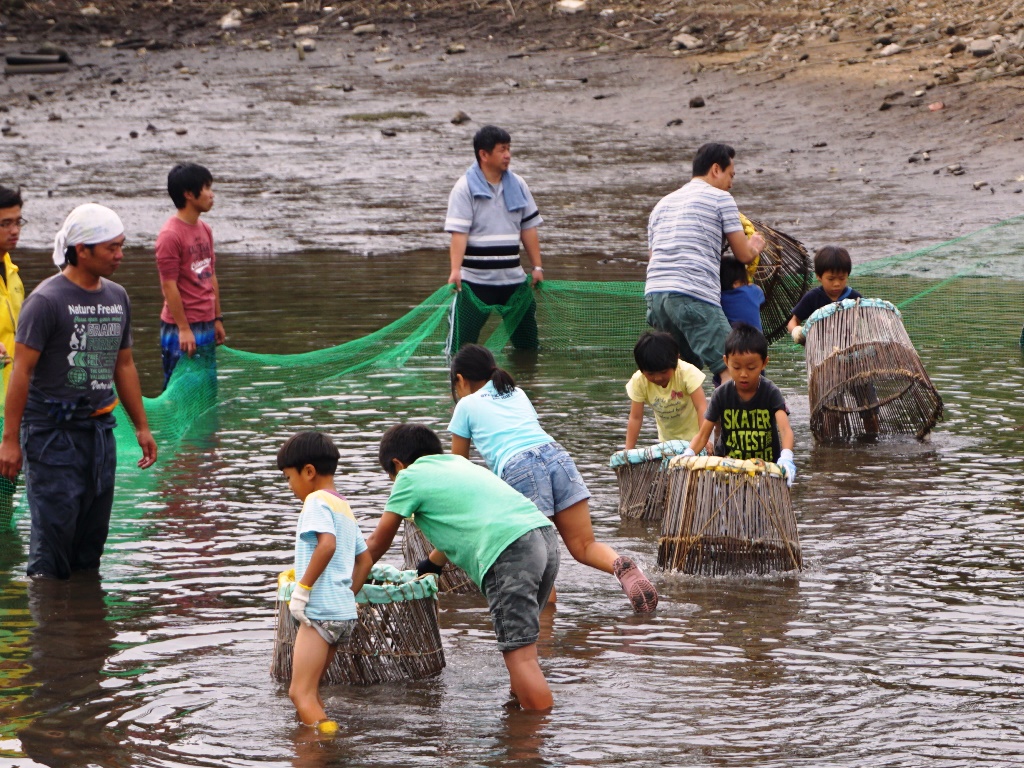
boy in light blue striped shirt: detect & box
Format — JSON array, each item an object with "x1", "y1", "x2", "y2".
[{"x1": 278, "y1": 431, "x2": 372, "y2": 735}]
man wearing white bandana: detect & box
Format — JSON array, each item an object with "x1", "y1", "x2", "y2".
[{"x1": 0, "y1": 203, "x2": 157, "y2": 580}]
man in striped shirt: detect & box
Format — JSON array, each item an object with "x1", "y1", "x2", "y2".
[
  {"x1": 444, "y1": 125, "x2": 544, "y2": 354},
  {"x1": 645, "y1": 143, "x2": 765, "y2": 385}
]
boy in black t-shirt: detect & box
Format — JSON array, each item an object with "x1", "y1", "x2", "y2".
[
  {"x1": 684, "y1": 324, "x2": 797, "y2": 486},
  {"x1": 787, "y1": 244, "x2": 880, "y2": 433},
  {"x1": 787, "y1": 245, "x2": 862, "y2": 344}
]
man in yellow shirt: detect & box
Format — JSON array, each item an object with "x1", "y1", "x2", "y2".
[
  {"x1": 0, "y1": 185, "x2": 25, "y2": 529},
  {"x1": 0, "y1": 186, "x2": 26, "y2": 399}
]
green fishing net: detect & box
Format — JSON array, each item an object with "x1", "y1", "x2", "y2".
[{"x1": 0, "y1": 214, "x2": 1021, "y2": 526}]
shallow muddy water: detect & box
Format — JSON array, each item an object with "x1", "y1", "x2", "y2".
[
  {"x1": 1, "y1": 244, "x2": 1023, "y2": 768},
  {"x1": 2, "y1": 42, "x2": 1024, "y2": 768}
]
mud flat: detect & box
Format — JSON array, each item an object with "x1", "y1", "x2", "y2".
[{"x1": 1, "y1": 0, "x2": 1021, "y2": 262}]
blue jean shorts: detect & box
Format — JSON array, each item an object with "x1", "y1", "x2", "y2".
[
  {"x1": 500, "y1": 441, "x2": 591, "y2": 517},
  {"x1": 481, "y1": 526, "x2": 559, "y2": 652},
  {"x1": 309, "y1": 618, "x2": 357, "y2": 647}
]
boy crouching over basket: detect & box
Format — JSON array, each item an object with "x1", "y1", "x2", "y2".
[
  {"x1": 684, "y1": 323, "x2": 798, "y2": 486},
  {"x1": 279, "y1": 431, "x2": 373, "y2": 735},
  {"x1": 365, "y1": 423, "x2": 559, "y2": 710}
]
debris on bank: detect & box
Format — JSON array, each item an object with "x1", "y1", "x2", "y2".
[{"x1": 4, "y1": 44, "x2": 72, "y2": 75}]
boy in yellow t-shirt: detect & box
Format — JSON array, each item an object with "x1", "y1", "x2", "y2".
[{"x1": 624, "y1": 331, "x2": 707, "y2": 449}]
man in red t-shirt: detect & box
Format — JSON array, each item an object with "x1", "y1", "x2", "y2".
[{"x1": 155, "y1": 163, "x2": 225, "y2": 390}]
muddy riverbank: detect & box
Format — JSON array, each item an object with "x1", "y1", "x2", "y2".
[{"x1": 0, "y1": 1, "x2": 1022, "y2": 263}]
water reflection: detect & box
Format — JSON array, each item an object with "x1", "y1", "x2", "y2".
[
  {"x1": 1, "y1": 247, "x2": 1024, "y2": 766},
  {"x1": 12, "y1": 575, "x2": 118, "y2": 768}
]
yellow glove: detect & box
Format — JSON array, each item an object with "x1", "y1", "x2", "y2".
[{"x1": 738, "y1": 213, "x2": 760, "y2": 282}]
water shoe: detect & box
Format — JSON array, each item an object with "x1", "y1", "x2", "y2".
[
  {"x1": 313, "y1": 719, "x2": 339, "y2": 736},
  {"x1": 613, "y1": 556, "x2": 658, "y2": 613}
]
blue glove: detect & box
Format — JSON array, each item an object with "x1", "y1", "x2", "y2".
[{"x1": 777, "y1": 449, "x2": 796, "y2": 487}]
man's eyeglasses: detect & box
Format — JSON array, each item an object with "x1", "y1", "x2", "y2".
[{"x1": 0, "y1": 218, "x2": 26, "y2": 229}]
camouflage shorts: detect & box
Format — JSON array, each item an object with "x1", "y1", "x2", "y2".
[{"x1": 309, "y1": 618, "x2": 357, "y2": 646}]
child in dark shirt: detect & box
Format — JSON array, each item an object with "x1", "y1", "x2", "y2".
[
  {"x1": 787, "y1": 245, "x2": 861, "y2": 344},
  {"x1": 685, "y1": 323, "x2": 797, "y2": 486},
  {"x1": 720, "y1": 256, "x2": 765, "y2": 331}
]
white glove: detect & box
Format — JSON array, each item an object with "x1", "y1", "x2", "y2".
[
  {"x1": 289, "y1": 583, "x2": 312, "y2": 626},
  {"x1": 791, "y1": 325, "x2": 805, "y2": 344},
  {"x1": 682, "y1": 447, "x2": 696, "y2": 458},
  {"x1": 777, "y1": 449, "x2": 796, "y2": 487}
]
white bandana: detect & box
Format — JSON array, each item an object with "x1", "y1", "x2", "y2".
[{"x1": 52, "y1": 203, "x2": 125, "y2": 267}]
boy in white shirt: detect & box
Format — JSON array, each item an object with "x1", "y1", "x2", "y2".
[{"x1": 279, "y1": 431, "x2": 372, "y2": 735}]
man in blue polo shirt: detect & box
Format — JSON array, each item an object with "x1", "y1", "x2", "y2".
[
  {"x1": 444, "y1": 125, "x2": 544, "y2": 354},
  {"x1": 645, "y1": 142, "x2": 765, "y2": 386}
]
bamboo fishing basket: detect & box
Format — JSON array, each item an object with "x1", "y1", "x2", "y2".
[
  {"x1": 734, "y1": 216, "x2": 814, "y2": 344},
  {"x1": 610, "y1": 439, "x2": 692, "y2": 521},
  {"x1": 803, "y1": 298, "x2": 942, "y2": 441},
  {"x1": 658, "y1": 455, "x2": 801, "y2": 576},
  {"x1": 401, "y1": 519, "x2": 478, "y2": 595},
  {"x1": 271, "y1": 566, "x2": 445, "y2": 685}
]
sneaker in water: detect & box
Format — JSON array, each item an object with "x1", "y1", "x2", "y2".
[{"x1": 612, "y1": 556, "x2": 658, "y2": 613}]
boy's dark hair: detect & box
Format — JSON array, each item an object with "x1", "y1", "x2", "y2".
[
  {"x1": 378, "y1": 423, "x2": 443, "y2": 475},
  {"x1": 724, "y1": 322, "x2": 769, "y2": 360},
  {"x1": 473, "y1": 125, "x2": 512, "y2": 163},
  {"x1": 692, "y1": 142, "x2": 735, "y2": 178},
  {"x1": 633, "y1": 331, "x2": 679, "y2": 372},
  {"x1": 720, "y1": 257, "x2": 748, "y2": 292},
  {"x1": 277, "y1": 430, "x2": 340, "y2": 475},
  {"x1": 450, "y1": 343, "x2": 515, "y2": 399},
  {"x1": 0, "y1": 185, "x2": 23, "y2": 209},
  {"x1": 167, "y1": 163, "x2": 213, "y2": 210},
  {"x1": 813, "y1": 245, "x2": 852, "y2": 277}
]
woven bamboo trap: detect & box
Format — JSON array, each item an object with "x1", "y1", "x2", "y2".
[
  {"x1": 658, "y1": 455, "x2": 801, "y2": 576},
  {"x1": 609, "y1": 439, "x2": 692, "y2": 521},
  {"x1": 803, "y1": 298, "x2": 942, "y2": 442},
  {"x1": 735, "y1": 215, "x2": 814, "y2": 344},
  {"x1": 271, "y1": 565, "x2": 445, "y2": 685},
  {"x1": 401, "y1": 519, "x2": 478, "y2": 595}
]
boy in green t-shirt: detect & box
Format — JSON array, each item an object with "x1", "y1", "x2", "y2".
[{"x1": 364, "y1": 423, "x2": 559, "y2": 710}]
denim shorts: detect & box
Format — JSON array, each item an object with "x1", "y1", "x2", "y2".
[
  {"x1": 501, "y1": 442, "x2": 591, "y2": 517},
  {"x1": 646, "y1": 292, "x2": 731, "y2": 375},
  {"x1": 481, "y1": 526, "x2": 559, "y2": 652},
  {"x1": 309, "y1": 618, "x2": 357, "y2": 647}
]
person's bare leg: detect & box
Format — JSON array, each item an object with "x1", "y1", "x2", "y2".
[
  {"x1": 553, "y1": 501, "x2": 657, "y2": 612},
  {"x1": 502, "y1": 643, "x2": 552, "y2": 711},
  {"x1": 552, "y1": 501, "x2": 616, "y2": 573},
  {"x1": 315, "y1": 644, "x2": 339, "y2": 712},
  {"x1": 289, "y1": 624, "x2": 331, "y2": 726}
]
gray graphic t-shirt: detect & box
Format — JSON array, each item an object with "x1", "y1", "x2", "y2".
[{"x1": 15, "y1": 274, "x2": 132, "y2": 423}]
